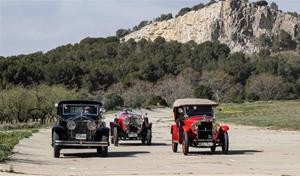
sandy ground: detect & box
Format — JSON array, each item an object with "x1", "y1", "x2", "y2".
[{"x1": 0, "y1": 108, "x2": 300, "y2": 176}]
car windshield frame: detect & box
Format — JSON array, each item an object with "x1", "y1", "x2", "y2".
[
  {"x1": 62, "y1": 104, "x2": 99, "y2": 116},
  {"x1": 184, "y1": 105, "x2": 214, "y2": 117}
]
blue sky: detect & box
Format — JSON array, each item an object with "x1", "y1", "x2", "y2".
[{"x1": 0, "y1": 0, "x2": 299, "y2": 57}]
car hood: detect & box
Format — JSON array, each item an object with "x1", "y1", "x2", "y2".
[{"x1": 183, "y1": 115, "x2": 213, "y2": 127}]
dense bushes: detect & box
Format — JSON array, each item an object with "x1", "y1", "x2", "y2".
[
  {"x1": 146, "y1": 96, "x2": 168, "y2": 107},
  {"x1": 103, "y1": 93, "x2": 124, "y2": 110},
  {"x1": 193, "y1": 85, "x2": 213, "y2": 99},
  {"x1": 0, "y1": 85, "x2": 81, "y2": 124}
]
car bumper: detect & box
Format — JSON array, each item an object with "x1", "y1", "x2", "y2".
[{"x1": 54, "y1": 140, "x2": 109, "y2": 147}]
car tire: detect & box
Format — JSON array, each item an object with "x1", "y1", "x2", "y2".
[
  {"x1": 53, "y1": 131, "x2": 60, "y2": 158},
  {"x1": 97, "y1": 147, "x2": 102, "y2": 154},
  {"x1": 113, "y1": 127, "x2": 119, "y2": 146},
  {"x1": 182, "y1": 131, "x2": 189, "y2": 155},
  {"x1": 172, "y1": 139, "x2": 178, "y2": 153},
  {"x1": 111, "y1": 136, "x2": 114, "y2": 144},
  {"x1": 146, "y1": 129, "x2": 152, "y2": 145},
  {"x1": 210, "y1": 144, "x2": 216, "y2": 153},
  {"x1": 221, "y1": 132, "x2": 229, "y2": 154},
  {"x1": 141, "y1": 137, "x2": 146, "y2": 145},
  {"x1": 100, "y1": 135, "x2": 108, "y2": 157}
]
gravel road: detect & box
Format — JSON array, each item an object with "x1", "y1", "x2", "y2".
[{"x1": 1, "y1": 108, "x2": 300, "y2": 176}]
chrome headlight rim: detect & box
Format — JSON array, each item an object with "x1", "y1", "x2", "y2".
[
  {"x1": 67, "y1": 120, "x2": 76, "y2": 130},
  {"x1": 124, "y1": 118, "x2": 130, "y2": 125},
  {"x1": 87, "y1": 120, "x2": 97, "y2": 131}
]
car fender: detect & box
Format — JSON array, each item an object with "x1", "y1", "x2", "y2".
[
  {"x1": 52, "y1": 125, "x2": 67, "y2": 140},
  {"x1": 95, "y1": 126, "x2": 110, "y2": 141},
  {"x1": 220, "y1": 124, "x2": 230, "y2": 132},
  {"x1": 171, "y1": 124, "x2": 179, "y2": 142},
  {"x1": 181, "y1": 126, "x2": 190, "y2": 132}
]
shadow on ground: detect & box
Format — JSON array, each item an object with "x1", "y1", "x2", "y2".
[
  {"x1": 118, "y1": 142, "x2": 170, "y2": 146},
  {"x1": 63, "y1": 151, "x2": 150, "y2": 158},
  {"x1": 188, "y1": 149, "x2": 263, "y2": 156}
]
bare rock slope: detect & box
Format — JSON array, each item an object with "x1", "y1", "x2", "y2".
[{"x1": 123, "y1": 0, "x2": 300, "y2": 53}]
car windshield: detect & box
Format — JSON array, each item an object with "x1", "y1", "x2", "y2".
[
  {"x1": 63, "y1": 104, "x2": 98, "y2": 115},
  {"x1": 185, "y1": 105, "x2": 213, "y2": 117}
]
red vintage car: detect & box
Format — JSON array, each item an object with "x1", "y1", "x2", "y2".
[
  {"x1": 171, "y1": 98, "x2": 229, "y2": 155},
  {"x1": 110, "y1": 109, "x2": 152, "y2": 146}
]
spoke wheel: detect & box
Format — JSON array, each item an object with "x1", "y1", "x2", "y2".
[
  {"x1": 146, "y1": 129, "x2": 152, "y2": 145},
  {"x1": 53, "y1": 131, "x2": 60, "y2": 158},
  {"x1": 113, "y1": 127, "x2": 119, "y2": 146},
  {"x1": 100, "y1": 135, "x2": 108, "y2": 157},
  {"x1": 221, "y1": 132, "x2": 229, "y2": 154},
  {"x1": 182, "y1": 131, "x2": 189, "y2": 155},
  {"x1": 172, "y1": 138, "x2": 178, "y2": 153}
]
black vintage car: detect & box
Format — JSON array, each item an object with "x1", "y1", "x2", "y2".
[{"x1": 51, "y1": 100, "x2": 109, "y2": 158}]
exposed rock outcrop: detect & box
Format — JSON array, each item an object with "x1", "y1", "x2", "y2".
[{"x1": 123, "y1": 0, "x2": 300, "y2": 53}]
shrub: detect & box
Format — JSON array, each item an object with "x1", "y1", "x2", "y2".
[
  {"x1": 116, "y1": 29, "x2": 130, "y2": 38},
  {"x1": 103, "y1": 93, "x2": 124, "y2": 110},
  {"x1": 176, "y1": 7, "x2": 191, "y2": 17},
  {"x1": 245, "y1": 92, "x2": 259, "y2": 102},
  {"x1": 146, "y1": 96, "x2": 168, "y2": 107},
  {"x1": 193, "y1": 85, "x2": 213, "y2": 99},
  {"x1": 246, "y1": 74, "x2": 284, "y2": 100},
  {"x1": 272, "y1": 30, "x2": 297, "y2": 51},
  {"x1": 254, "y1": 0, "x2": 268, "y2": 7},
  {"x1": 192, "y1": 3, "x2": 204, "y2": 11}
]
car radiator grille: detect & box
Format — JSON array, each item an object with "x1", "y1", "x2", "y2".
[
  {"x1": 69, "y1": 119, "x2": 95, "y2": 140},
  {"x1": 198, "y1": 122, "x2": 213, "y2": 140}
]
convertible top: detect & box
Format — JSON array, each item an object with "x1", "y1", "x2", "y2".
[
  {"x1": 173, "y1": 98, "x2": 218, "y2": 107},
  {"x1": 58, "y1": 100, "x2": 102, "y2": 106}
]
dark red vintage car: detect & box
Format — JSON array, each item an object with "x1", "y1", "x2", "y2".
[
  {"x1": 110, "y1": 109, "x2": 152, "y2": 146},
  {"x1": 171, "y1": 98, "x2": 229, "y2": 155}
]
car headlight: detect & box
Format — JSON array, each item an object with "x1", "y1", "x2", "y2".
[
  {"x1": 87, "y1": 121, "x2": 97, "y2": 130},
  {"x1": 67, "y1": 120, "x2": 76, "y2": 130},
  {"x1": 124, "y1": 118, "x2": 129, "y2": 125}
]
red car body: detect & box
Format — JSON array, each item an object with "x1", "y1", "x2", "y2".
[
  {"x1": 110, "y1": 110, "x2": 152, "y2": 146},
  {"x1": 171, "y1": 98, "x2": 229, "y2": 155}
]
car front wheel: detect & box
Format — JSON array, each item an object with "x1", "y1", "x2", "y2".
[
  {"x1": 113, "y1": 127, "x2": 119, "y2": 146},
  {"x1": 146, "y1": 129, "x2": 152, "y2": 145},
  {"x1": 100, "y1": 135, "x2": 108, "y2": 157},
  {"x1": 221, "y1": 132, "x2": 229, "y2": 154},
  {"x1": 182, "y1": 131, "x2": 189, "y2": 155},
  {"x1": 172, "y1": 138, "x2": 178, "y2": 152},
  {"x1": 53, "y1": 131, "x2": 60, "y2": 158}
]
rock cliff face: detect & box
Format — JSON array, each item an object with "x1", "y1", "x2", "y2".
[{"x1": 123, "y1": 0, "x2": 300, "y2": 53}]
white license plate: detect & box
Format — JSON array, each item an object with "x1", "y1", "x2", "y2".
[
  {"x1": 128, "y1": 133, "x2": 138, "y2": 137},
  {"x1": 75, "y1": 134, "x2": 87, "y2": 140}
]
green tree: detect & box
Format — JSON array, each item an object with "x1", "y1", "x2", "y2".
[
  {"x1": 103, "y1": 93, "x2": 124, "y2": 110},
  {"x1": 193, "y1": 85, "x2": 213, "y2": 99}
]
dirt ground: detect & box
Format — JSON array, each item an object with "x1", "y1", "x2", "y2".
[{"x1": 0, "y1": 108, "x2": 300, "y2": 176}]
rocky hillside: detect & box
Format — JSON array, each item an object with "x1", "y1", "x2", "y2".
[{"x1": 123, "y1": 0, "x2": 300, "y2": 53}]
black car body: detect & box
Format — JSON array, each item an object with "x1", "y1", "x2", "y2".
[{"x1": 52, "y1": 100, "x2": 109, "y2": 158}]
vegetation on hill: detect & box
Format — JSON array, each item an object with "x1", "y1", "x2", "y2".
[{"x1": 1, "y1": 37, "x2": 300, "y2": 113}]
